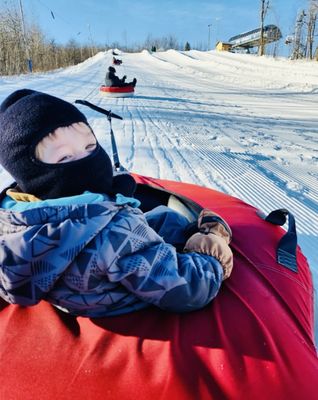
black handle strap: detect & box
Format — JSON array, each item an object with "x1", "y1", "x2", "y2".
[
  {"x1": 75, "y1": 99, "x2": 124, "y2": 171},
  {"x1": 200, "y1": 215, "x2": 232, "y2": 237},
  {"x1": 264, "y1": 208, "x2": 298, "y2": 272},
  {"x1": 108, "y1": 117, "x2": 122, "y2": 170},
  {"x1": 75, "y1": 99, "x2": 123, "y2": 120}
]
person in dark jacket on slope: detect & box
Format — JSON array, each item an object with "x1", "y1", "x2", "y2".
[
  {"x1": 0, "y1": 89, "x2": 233, "y2": 318},
  {"x1": 113, "y1": 57, "x2": 122, "y2": 65},
  {"x1": 105, "y1": 66, "x2": 137, "y2": 88}
]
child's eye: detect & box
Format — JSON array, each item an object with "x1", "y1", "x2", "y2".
[
  {"x1": 58, "y1": 155, "x2": 72, "y2": 163},
  {"x1": 86, "y1": 143, "x2": 97, "y2": 151}
]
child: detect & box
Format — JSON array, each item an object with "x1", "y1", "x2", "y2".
[
  {"x1": 105, "y1": 66, "x2": 137, "y2": 88},
  {"x1": 0, "y1": 89, "x2": 233, "y2": 317}
]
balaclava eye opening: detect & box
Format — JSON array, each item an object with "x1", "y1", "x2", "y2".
[{"x1": 0, "y1": 89, "x2": 115, "y2": 199}]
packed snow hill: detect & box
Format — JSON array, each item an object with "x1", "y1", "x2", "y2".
[{"x1": 0, "y1": 49, "x2": 317, "y2": 342}]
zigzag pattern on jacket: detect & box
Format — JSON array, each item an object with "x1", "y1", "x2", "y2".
[{"x1": 0, "y1": 201, "x2": 223, "y2": 317}]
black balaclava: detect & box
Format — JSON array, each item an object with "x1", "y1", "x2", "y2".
[{"x1": 0, "y1": 89, "x2": 116, "y2": 199}]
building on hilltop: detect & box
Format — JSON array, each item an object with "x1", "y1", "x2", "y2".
[{"x1": 215, "y1": 42, "x2": 232, "y2": 52}]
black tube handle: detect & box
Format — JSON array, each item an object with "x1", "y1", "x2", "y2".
[{"x1": 75, "y1": 99, "x2": 123, "y2": 120}]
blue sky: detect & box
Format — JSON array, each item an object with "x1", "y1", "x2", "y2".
[{"x1": 1, "y1": 0, "x2": 308, "y2": 52}]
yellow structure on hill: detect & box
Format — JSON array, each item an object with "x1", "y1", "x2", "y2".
[{"x1": 215, "y1": 41, "x2": 232, "y2": 51}]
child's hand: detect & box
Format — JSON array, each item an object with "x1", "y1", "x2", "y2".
[
  {"x1": 184, "y1": 209, "x2": 233, "y2": 280},
  {"x1": 112, "y1": 172, "x2": 136, "y2": 197}
]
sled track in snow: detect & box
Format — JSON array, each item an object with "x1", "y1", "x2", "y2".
[{"x1": 133, "y1": 106, "x2": 210, "y2": 185}]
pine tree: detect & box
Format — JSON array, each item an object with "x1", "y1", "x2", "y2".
[{"x1": 184, "y1": 41, "x2": 191, "y2": 51}]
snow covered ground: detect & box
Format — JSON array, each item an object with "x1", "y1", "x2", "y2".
[{"x1": 0, "y1": 49, "x2": 317, "y2": 344}]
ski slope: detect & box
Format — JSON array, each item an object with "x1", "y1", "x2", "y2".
[{"x1": 0, "y1": 49, "x2": 317, "y2": 344}]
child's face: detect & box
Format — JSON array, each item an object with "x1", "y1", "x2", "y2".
[{"x1": 36, "y1": 122, "x2": 97, "y2": 164}]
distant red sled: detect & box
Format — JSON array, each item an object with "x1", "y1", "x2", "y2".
[
  {"x1": 0, "y1": 175, "x2": 317, "y2": 400},
  {"x1": 100, "y1": 85, "x2": 134, "y2": 97}
]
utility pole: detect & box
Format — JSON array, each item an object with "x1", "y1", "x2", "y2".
[
  {"x1": 214, "y1": 17, "x2": 221, "y2": 42},
  {"x1": 87, "y1": 24, "x2": 94, "y2": 57},
  {"x1": 259, "y1": 0, "x2": 265, "y2": 55},
  {"x1": 18, "y1": 0, "x2": 32, "y2": 72},
  {"x1": 207, "y1": 24, "x2": 212, "y2": 50},
  {"x1": 259, "y1": 0, "x2": 269, "y2": 56}
]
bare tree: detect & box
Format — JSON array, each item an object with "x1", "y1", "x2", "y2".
[
  {"x1": 0, "y1": 3, "x2": 105, "y2": 76},
  {"x1": 143, "y1": 34, "x2": 179, "y2": 51},
  {"x1": 0, "y1": 6, "x2": 26, "y2": 74},
  {"x1": 291, "y1": 9, "x2": 307, "y2": 59},
  {"x1": 305, "y1": 0, "x2": 318, "y2": 59}
]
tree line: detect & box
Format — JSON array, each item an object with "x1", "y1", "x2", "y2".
[
  {"x1": 288, "y1": 0, "x2": 318, "y2": 60},
  {"x1": 0, "y1": 5, "x2": 193, "y2": 76},
  {"x1": 0, "y1": 6, "x2": 104, "y2": 75},
  {"x1": 1, "y1": 2, "x2": 317, "y2": 77}
]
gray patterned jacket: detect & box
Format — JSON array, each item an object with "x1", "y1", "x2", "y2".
[{"x1": 0, "y1": 200, "x2": 223, "y2": 317}]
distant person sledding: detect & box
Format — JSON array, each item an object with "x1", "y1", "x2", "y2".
[
  {"x1": 105, "y1": 66, "x2": 137, "y2": 88},
  {"x1": 113, "y1": 57, "x2": 122, "y2": 65},
  {"x1": 112, "y1": 50, "x2": 119, "y2": 56},
  {"x1": 100, "y1": 66, "x2": 137, "y2": 97}
]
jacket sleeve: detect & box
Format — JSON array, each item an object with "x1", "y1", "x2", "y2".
[
  {"x1": 120, "y1": 247, "x2": 223, "y2": 312},
  {"x1": 105, "y1": 209, "x2": 224, "y2": 312}
]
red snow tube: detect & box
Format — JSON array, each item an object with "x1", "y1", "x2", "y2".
[
  {"x1": 100, "y1": 85, "x2": 134, "y2": 97},
  {"x1": 0, "y1": 175, "x2": 317, "y2": 400}
]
